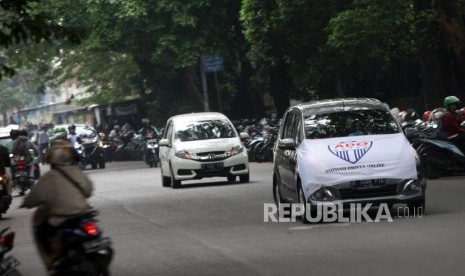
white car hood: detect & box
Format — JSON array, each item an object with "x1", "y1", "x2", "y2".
[
  {"x1": 174, "y1": 137, "x2": 240, "y2": 153},
  {"x1": 296, "y1": 133, "x2": 418, "y2": 198}
]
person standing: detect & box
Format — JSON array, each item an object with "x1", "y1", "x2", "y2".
[{"x1": 38, "y1": 125, "x2": 50, "y2": 164}]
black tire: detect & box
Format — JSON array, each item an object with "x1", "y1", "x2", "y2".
[
  {"x1": 91, "y1": 162, "x2": 98, "y2": 170},
  {"x1": 99, "y1": 160, "x2": 106, "y2": 169},
  {"x1": 239, "y1": 173, "x2": 249, "y2": 183},
  {"x1": 161, "y1": 167, "x2": 171, "y2": 187},
  {"x1": 298, "y1": 183, "x2": 310, "y2": 224},
  {"x1": 408, "y1": 199, "x2": 425, "y2": 216},
  {"x1": 227, "y1": 175, "x2": 236, "y2": 182},
  {"x1": 421, "y1": 148, "x2": 445, "y2": 179},
  {"x1": 170, "y1": 165, "x2": 181, "y2": 189}
]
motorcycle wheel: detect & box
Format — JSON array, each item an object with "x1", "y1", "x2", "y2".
[
  {"x1": 421, "y1": 148, "x2": 445, "y2": 179},
  {"x1": 91, "y1": 162, "x2": 98, "y2": 170},
  {"x1": 99, "y1": 160, "x2": 106, "y2": 169}
]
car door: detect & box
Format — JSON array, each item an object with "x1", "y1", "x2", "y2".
[
  {"x1": 276, "y1": 111, "x2": 297, "y2": 200},
  {"x1": 160, "y1": 121, "x2": 173, "y2": 174}
]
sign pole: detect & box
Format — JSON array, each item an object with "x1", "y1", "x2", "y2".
[{"x1": 200, "y1": 56, "x2": 210, "y2": 112}]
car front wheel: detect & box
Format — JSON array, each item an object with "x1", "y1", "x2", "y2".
[{"x1": 170, "y1": 165, "x2": 181, "y2": 189}]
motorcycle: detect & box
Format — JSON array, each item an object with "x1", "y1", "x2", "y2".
[
  {"x1": 0, "y1": 175, "x2": 12, "y2": 219},
  {"x1": 416, "y1": 137, "x2": 465, "y2": 179},
  {"x1": 74, "y1": 142, "x2": 87, "y2": 170},
  {"x1": 145, "y1": 138, "x2": 159, "y2": 168},
  {"x1": 0, "y1": 228, "x2": 21, "y2": 275},
  {"x1": 48, "y1": 211, "x2": 113, "y2": 276},
  {"x1": 10, "y1": 155, "x2": 34, "y2": 196}
]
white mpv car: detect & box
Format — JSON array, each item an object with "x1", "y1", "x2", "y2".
[{"x1": 159, "y1": 112, "x2": 249, "y2": 188}]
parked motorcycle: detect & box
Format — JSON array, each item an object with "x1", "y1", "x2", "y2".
[
  {"x1": 48, "y1": 211, "x2": 113, "y2": 276},
  {"x1": 416, "y1": 137, "x2": 465, "y2": 179},
  {"x1": 0, "y1": 175, "x2": 12, "y2": 219},
  {"x1": 0, "y1": 228, "x2": 21, "y2": 275}
]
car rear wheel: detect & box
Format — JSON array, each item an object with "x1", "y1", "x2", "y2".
[{"x1": 170, "y1": 165, "x2": 181, "y2": 189}]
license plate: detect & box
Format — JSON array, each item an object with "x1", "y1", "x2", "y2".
[
  {"x1": 147, "y1": 139, "x2": 158, "y2": 143},
  {"x1": 351, "y1": 179, "x2": 386, "y2": 189},
  {"x1": 201, "y1": 162, "x2": 224, "y2": 170},
  {"x1": 0, "y1": 256, "x2": 20, "y2": 274},
  {"x1": 83, "y1": 237, "x2": 112, "y2": 253}
]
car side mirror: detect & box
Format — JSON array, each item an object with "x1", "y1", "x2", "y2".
[
  {"x1": 278, "y1": 138, "x2": 296, "y2": 150},
  {"x1": 239, "y1": 132, "x2": 250, "y2": 140},
  {"x1": 159, "y1": 139, "x2": 170, "y2": 147}
]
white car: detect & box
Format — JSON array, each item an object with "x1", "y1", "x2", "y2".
[{"x1": 159, "y1": 112, "x2": 249, "y2": 188}]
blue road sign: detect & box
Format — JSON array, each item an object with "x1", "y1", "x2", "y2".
[{"x1": 202, "y1": 56, "x2": 224, "y2": 73}]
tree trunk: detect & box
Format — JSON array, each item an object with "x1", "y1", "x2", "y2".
[
  {"x1": 412, "y1": 0, "x2": 459, "y2": 110},
  {"x1": 270, "y1": 65, "x2": 291, "y2": 119},
  {"x1": 182, "y1": 68, "x2": 204, "y2": 111}
]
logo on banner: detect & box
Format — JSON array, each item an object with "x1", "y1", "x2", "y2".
[{"x1": 328, "y1": 141, "x2": 373, "y2": 164}]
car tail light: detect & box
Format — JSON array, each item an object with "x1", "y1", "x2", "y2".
[
  {"x1": 82, "y1": 221, "x2": 99, "y2": 236},
  {"x1": 0, "y1": 233, "x2": 15, "y2": 251}
]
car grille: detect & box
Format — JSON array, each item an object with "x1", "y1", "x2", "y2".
[
  {"x1": 194, "y1": 151, "x2": 230, "y2": 162},
  {"x1": 338, "y1": 184, "x2": 398, "y2": 200}
]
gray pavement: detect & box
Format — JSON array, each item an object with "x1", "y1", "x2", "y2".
[{"x1": 2, "y1": 161, "x2": 465, "y2": 275}]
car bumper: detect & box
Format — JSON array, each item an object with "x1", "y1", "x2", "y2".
[
  {"x1": 307, "y1": 178, "x2": 426, "y2": 207},
  {"x1": 172, "y1": 152, "x2": 249, "y2": 180}
]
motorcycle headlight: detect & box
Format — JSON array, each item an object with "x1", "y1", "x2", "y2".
[
  {"x1": 175, "y1": 150, "x2": 191, "y2": 160},
  {"x1": 230, "y1": 144, "x2": 244, "y2": 156}
]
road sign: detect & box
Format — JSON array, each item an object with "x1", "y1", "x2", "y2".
[{"x1": 202, "y1": 56, "x2": 224, "y2": 73}]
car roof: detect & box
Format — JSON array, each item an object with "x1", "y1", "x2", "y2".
[
  {"x1": 168, "y1": 112, "x2": 230, "y2": 124},
  {"x1": 292, "y1": 98, "x2": 386, "y2": 113}
]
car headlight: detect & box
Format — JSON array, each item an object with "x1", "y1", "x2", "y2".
[
  {"x1": 230, "y1": 144, "x2": 244, "y2": 156},
  {"x1": 310, "y1": 187, "x2": 336, "y2": 201},
  {"x1": 175, "y1": 150, "x2": 191, "y2": 160}
]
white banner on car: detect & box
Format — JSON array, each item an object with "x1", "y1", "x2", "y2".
[{"x1": 296, "y1": 133, "x2": 418, "y2": 199}]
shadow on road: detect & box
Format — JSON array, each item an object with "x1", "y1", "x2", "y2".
[{"x1": 177, "y1": 180, "x2": 256, "y2": 189}]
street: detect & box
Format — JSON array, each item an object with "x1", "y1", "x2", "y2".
[{"x1": 3, "y1": 161, "x2": 465, "y2": 276}]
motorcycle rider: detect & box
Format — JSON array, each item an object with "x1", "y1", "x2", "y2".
[
  {"x1": 138, "y1": 118, "x2": 159, "y2": 164},
  {"x1": 20, "y1": 140, "x2": 93, "y2": 268},
  {"x1": 109, "y1": 124, "x2": 122, "y2": 140},
  {"x1": 67, "y1": 124, "x2": 82, "y2": 145},
  {"x1": 0, "y1": 143, "x2": 12, "y2": 202},
  {"x1": 11, "y1": 129, "x2": 40, "y2": 179},
  {"x1": 441, "y1": 96, "x2": 465, "y2": 153}
]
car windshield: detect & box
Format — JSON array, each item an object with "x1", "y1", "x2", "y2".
[
  {"x1": 174, "y1": 120, "x2": 236, "y2": 142},
  {"x1": 304, "y1": 109, "x2": 400, "y2": 139},
  {"x1": 76, "y1": 127, "x2": 97, "y2": 139}
]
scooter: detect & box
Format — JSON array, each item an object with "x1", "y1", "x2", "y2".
[
  {"x1": 0, "y1": 175, "x2": 12, "y2": 219},
  {"x1": 10, "y1": 155, "x2": 34, "y2": 196},
  {"x1": 416, "y1": 138, "x2": 465, "y2": 179},
  {"x1": 0, "y1": 228, "x2": 21, "y2": 275},
  {"x1": 48, "y1": 211, "x2": 113, "y2": 276},
  {"x1": 74, "y1": 142, "x2": 87, "y2": 170},
  {"x1": 145, "y1": 138, "x2": 159, "y2": 168}
]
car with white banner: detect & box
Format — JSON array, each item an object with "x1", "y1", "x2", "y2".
[
  {"x1": 273, "y1": 98, "x2": 426, "y2": 222},
  {"x1": 159, "y1": 112, "x2": 249, "y2": 188}
]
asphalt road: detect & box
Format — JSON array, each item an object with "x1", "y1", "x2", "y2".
[{"x1": 2, "y1": 161, "x2": 465, "y2": 276}]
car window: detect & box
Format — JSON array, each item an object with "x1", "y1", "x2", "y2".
[
  {"x1": 304, "y1": 109, "x2": 400, "y2": 139},
  {"x1": 164, "y1": 122, "x2": 173, "y2": 141},
  {"x1": 174, "y1": 119, "x2": 236, "y2": 142},
  {"x1": 281, "y1": 112, "x2": 296, "y2": 139},
  {"x1": 293, "y1": 114, "x2": 303, "y2": 144}
]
